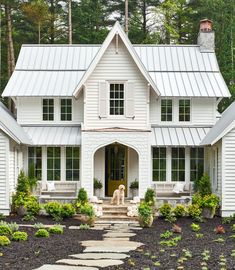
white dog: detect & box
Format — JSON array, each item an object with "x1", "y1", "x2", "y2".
[{"x1": 111, "y1": 184, "x2": 125, "y2": 205}]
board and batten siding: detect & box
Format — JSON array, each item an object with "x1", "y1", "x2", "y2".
[
  {"x1": 150, "y1": 95, "x2": 217, "y2": 125},
  {"x1": 17, "y1": 97, "x2": 84, "y2": 125},
  {"x1": 0, "y1": 131, "x2": 10, "y2": 215},
  {"x1": 222, "y1": 128, "x2": 235, "y2": 216},
  {"x1": 84, "y1": 38, "x2": 149, "y2": 129}
]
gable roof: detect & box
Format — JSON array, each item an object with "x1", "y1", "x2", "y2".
[
  {"x1": 73, "y1": 21, "x2": 160, "y2": 97},
  {"x1": 2, "y1": 22, "x2": 230, "y2": 98},
  {"x1": 201, "y1": 102, "x2": 235, "y2": 145},
  {"x1": 0, "y1": 102, "x2": 32, "y2": 145}
]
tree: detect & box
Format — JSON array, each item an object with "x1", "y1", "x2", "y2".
[{"x1": 22, "y1": 0, "x2": 49, "y2": 44}]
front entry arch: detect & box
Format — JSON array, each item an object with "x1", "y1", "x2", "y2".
[{"x1": 105, "y1": 144, "x2": 127, "y2": 197}]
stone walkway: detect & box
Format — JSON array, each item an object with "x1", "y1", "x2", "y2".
[{"x1": 34, "y1": 223, "x2": 143, "y2": 270}]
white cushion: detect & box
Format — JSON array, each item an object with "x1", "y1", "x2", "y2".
[
  {"x1": 173, "y1": 183, "x2": 184, "y2": 194},
  {"x1": 47, "y1": 182, "x2": 55, "y2": 191}
]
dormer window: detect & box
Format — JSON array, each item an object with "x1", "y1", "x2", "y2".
[
  {"x1": 43, "y1": 99, "x2": 54, "y2": 121},
  {"x1": 109, "y1": 83, "x2": 124, "y2": 115}
]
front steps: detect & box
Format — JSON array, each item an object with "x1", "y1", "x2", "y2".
[{"x1": 96, "y1": 203, "x2": 138, "y2": 224}]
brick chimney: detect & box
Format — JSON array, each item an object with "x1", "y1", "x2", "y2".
[{"x1": 197, "y1": 19, "x2": 215, "y2": 52}]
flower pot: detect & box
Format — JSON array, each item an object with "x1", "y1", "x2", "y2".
[
  {"x1": 80, "y1": 215, "x2": 95, "y2": 227},
  {"x1": 94, "y1": 189, "x2": 101, "y2": 198},
  {"x1": 139, "y1": 215, "x2": 153, "y2": 228},
  {"x1": 17, "y1": 205, "x2": 27, "y2": 216},
  {"x1": 131, "y1": 188, "x2": 138, "y2": 198},
  {"x1": 202, "y1": 207, "x2": 215, "y2": 219}
]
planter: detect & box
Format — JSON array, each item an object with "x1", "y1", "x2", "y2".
[
  {"x1": 202, "y1": 207, "x2": 215, "y2": 219},
  {"x1": 131, "y1": 188, "x2": 138, "y2": 198},
  {"x1": 139, "y1": 215, "x2": 153, "y2": 228},
  {"x1": 80, "y1": 215, "x2": 95, "y2": 227},
  {"x1": 94, "y1": 189, "x2": 101, "y2": 198},
  {"x1": 17, "y1": 205, "x2": 27, "y2": 216}
]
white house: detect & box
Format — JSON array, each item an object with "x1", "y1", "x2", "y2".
[{"x1": 0, "y1": 20, "x2": 234, "y2": 217}]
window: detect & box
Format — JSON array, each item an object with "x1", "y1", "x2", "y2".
[
  {"x1": 190, "y1": 148, "x2": 204, "y2": 182},
  {"x1": 66, "y1": 147, "x2": 80, "y2": 181},
  {"x1": 47, "y1": 147, "x2": 60, "y2": 181},
  {"x1": 152, "y1": 147, "x2": 167, "y2": 181},
  {"x1": 61, "y1": 99, "x2": 72, "y2": 121},
  {"x1": 43, "y1": 99, "x2": 54, "y2": 121},
  {"x1": 161, "y1": 99, "x2": 172, "y2": 121},
  {"x1": 179, "y1": 99, "x2": 190, "y2": 122},
  {"x1": 109, "y1": 83, "x2": 124, "y2": 115},
  {"x1": 172, "y1": 148, "x2": 185, "y2": 181},
  {"x1": 28, "y1": 147, "x2": 42, "y2": 180}
]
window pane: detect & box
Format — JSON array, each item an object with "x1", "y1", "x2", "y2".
[
  {"x1": 61, "y1": 99, "x2": 72, "y2": 121},
  {"x1": 152, "y1": 147, "x2": 166, "y2": 182},
  {"x1": 66, "y1": 147, "x2": 80, "y2": 181},
  {"x1": 109, "y1": 83, "x2": 124, "y2": 115}
]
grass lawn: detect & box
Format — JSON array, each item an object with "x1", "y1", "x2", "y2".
[{"x1": 104, "y1": 217, "x2": 235, "y2": 270}]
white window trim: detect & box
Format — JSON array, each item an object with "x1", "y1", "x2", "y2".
[
  {"x1": 178, "y1": 98, "x2": 192, "y2": 123},
  {"x1": 41, "y1": 98, "x2": 55, "y2": 122},
  {"x1": 60, "y1": 98, "x2": 73, "y2": 122},
  {"x1": 108, "y1": 81, "x2": 126, "y2": 118},
  {"x1": 160, "y1": 98, "x2": 173, "y2": 122}
]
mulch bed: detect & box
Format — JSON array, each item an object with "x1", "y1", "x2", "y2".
[
  {"x1": 105, "y1": 217, "x2": 235, "y2": 270},
  {"x1": 0, "y1": 216, "x2": 103, "y2": 270}
]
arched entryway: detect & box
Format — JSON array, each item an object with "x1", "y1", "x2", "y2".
[{"x1": 93, "y1": 142, "x2": 139, "y2": 198}]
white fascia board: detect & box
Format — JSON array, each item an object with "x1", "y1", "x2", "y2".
[
  {"x1": 211, "y1": 120, "x2": 235, "y2": 145},
  {"x1": 0, "y1": 123, "x2": 21, "y2": 144},
  {"x1": 73, "y1": 21, "x2": 161, "y2": 98}
]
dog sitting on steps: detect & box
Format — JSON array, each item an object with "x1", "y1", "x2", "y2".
[{"x1": 111, "y1": 184, "x2": 125, "y2": 205}]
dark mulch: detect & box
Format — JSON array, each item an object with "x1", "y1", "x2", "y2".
[
  {"x1": 105, "y1": 217, "x2": 235, "y2": 270},
  {"x1": 0, "y1": 216, "x2": 103, "y2": 270}
]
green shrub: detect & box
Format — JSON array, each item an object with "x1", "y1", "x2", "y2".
[
  {"x1": 138, "y1": 202, "x2": 153, "y2": 228},
  {"x1": 7, "y1": 222, "x2": 19, "y2": 232},
  {"x1": 28, "y1": 163, "x2": 38, "y2": 192},
  {"x1": 80, "y1": 203, "x2": 95, "y2": 217},
  {"x1": 173, "y1": 204, "x2": 187, "y2": 218},
  {"x1": 61, "y1": 204, "x2": 76, "y2": 218},
  {"x1": 159, "y1": 203, "x2": 172, "y2": 218},
  {"x1": 48, "y1": 225, "x2": 64, "y2": 234},
  {"x1": 79, "y1": 224, "x2": 90, "y2": 230},
  {"x1": 77, "y1": 188, "x2": 88, "y2": 205},
  {"x1": 94, "y1": 178, "x2": 103, "y2": 190},
  {"x1": 12, "y1": 231, "x2": 28, "y2": 241},
  {"x1": 35, "y1": 229, "x2": 49, "y2": 238},
  {"x1": 25, "y1": 196, "x2": 40, "y2": 216},
  {"x1": 34, "y1": 223, "x2": 45, "y2": 229},
  {"x1": 232, "y1": 224, "x2": 235, "y2": 232},
  {"x1": 201, "y1": 194, "x2": 220, "y2": 210},
  {"x1": 160, "y1": 230, "x2": 173, "y2": 239},
  {"x1": 22, "y1": 214, "x2": 36, "y2": 221},
  {"x1": 0, "y1": 236, "x2": 11, "y2": 246},
  {"x1": 129, "y1": 180, "x2": 139, "y2": 189},
  {"x1": 0, "y1": 213, "x2": 5, "y2": 221},
  {"x1": 0, "y1": 225, "x2": 12, "y2": 236},
  {"x1": 16, "y1": 170, "x2": 30, "y2": 195},
  {"x1": 194, "y1": 173, "x2": 212, "y2": 197},
  {"x1": 44, "y1": 201, "x2": 62, "y2": 220},
  {"x1": 188, "y1": 204, "x2": 202, "y2": 221},
  {"x1": 144, "y1": 188, "x2": 156, "y2": 206},
  {"x1": 191, "y1": 223, "x2": 201, "y2": 232}
]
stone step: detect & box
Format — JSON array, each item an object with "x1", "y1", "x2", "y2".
[
  {"x1": 102, "y1": 210, "x2": 128, "y2": 215},
  {"x1": 95, "y1": 220, "x2": 139, "y2": 225}
]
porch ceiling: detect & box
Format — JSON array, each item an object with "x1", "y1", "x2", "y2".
[
  {"x1": 151, "y1": 126, "x2": 211, "y2": 146},
  {"x1": 22, "y1": 126, "x2": 81, "y2": 146}
]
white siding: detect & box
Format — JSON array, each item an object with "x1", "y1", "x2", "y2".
[
  {"x1": 128, "y1": 148, "x2": 139, "y2": 195},
  {"x1": 84, "y1": 39, "x2": 149, "y2": 129},
  {"x1": 17, "y1": 96, "x2": 84, "y2": 125},
  {"x1": 94, "y1": 147, "x2": 105, "y2": 197},
  {"x1": 0, "y1": 131, "x2": 10, "y2": 214},
  {"x1": 150, "y1": 95, "x2": 216, "y2": 126},
  {"x1": 222, "y1": 128, "x2": 235, "y2": 216}
]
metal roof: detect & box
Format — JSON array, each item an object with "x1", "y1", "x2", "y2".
[
  {"x1": 201, "y1": 102, "x2": 235, "y2": 145},
  {"x1": 22, "y1": 126, "x2": 81, "y2": 145},
  {"x1": 2, "y1": 26, "x2": 230, "y2": 98},
  {"x1": 0, "y1": 102, "x2": 31, "y2": 144},
  {"x1": 151, "y1": 126, "x2": 211, "y2": 146}
]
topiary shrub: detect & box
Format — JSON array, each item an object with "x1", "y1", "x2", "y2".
[
  {"x1": 144, "y1": 188, "x2": 156, "y2": 206},
  {"x1": 48, "y1": 225, "x2": 64, "y2": 234},
  {"x1": 194, "y1": 173, "x2": 212, "y2": 197},
  {"x1": 0, "y1": 225, "x2": 12, "y2": 237},
  {"x1": 159, "y1": 203, "x2": 172, "y2": 218},
  {"x1": 0, "y1": 236, "x2": 11, "y2": 246},
  {"x1": 35, "y1": 229, "x2": 49, "y2": 238},
  {"x1": 77, "y1": 188, "x2": 88, "y2": 205},
  {"x1": 12, "y1": 231, "x2": 28, "y2": 241},
  {"x1": 173, "y1": 204, "x2": 187, "y2": 218}
]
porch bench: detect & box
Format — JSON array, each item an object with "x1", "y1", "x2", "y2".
[{"x1": 153, "y1": 183, "x2": 193, "y2": 198}]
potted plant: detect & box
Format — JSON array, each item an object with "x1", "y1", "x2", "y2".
[
  {"x1": 93, "y1": 178, "x2": 103, "y2": 197},
  {"x1": 138, "y1": 202, "x2": 153, "y2": 228},
  {"x1": 129, "y1": 179, "x2": 139, "y2": 197},
  {"x1": 80, "y1": 203, "x2": 95, "y2": 227},
  {"x1": 201, "y1": 194, "x2": 220, "y2": 219}
]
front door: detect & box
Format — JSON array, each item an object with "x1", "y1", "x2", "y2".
[{"x1": 105, "y1": 144, "x2": 127, "y2": 197}]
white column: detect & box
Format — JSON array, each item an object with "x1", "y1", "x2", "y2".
[
  {"x1": 61, "y1": 147, "x2": 66, "y2": 181},
  {"x1": 166, "y1": 147, "x2": 171, "y2": 182},
  {"x1": 185, "y1": 147, "x2": 190, "y2": 183},
  {"x1": 42, "y1": 147, "x2": 47, "y2": 184}
]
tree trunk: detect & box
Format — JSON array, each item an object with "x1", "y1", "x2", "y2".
[
  {"x1": 38, "y1": 22, "x2": 41, "y2": 44},
  {"x1": 68, "y1": 0, "x2": 72, "y2": 44},
  {"x1": 5, "y1": 4, "x2": 15, "y2": 110}
]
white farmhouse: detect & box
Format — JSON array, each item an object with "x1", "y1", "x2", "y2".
[{"x1": 0, "y1": 20, "x2": 234, "y2": 217}]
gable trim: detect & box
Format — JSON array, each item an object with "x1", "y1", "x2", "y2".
[{"x1": 73, "y1": 21, "x2": 161, "y2": 98}]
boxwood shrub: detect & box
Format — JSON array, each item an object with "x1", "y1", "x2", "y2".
[{"x1": 12, "y1": 231, "x2": 28, "y2": 241}]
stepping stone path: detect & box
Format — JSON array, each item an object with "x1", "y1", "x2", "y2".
[{"x1": 35, "y1": 222, "x2": 143, "y2": 270}]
